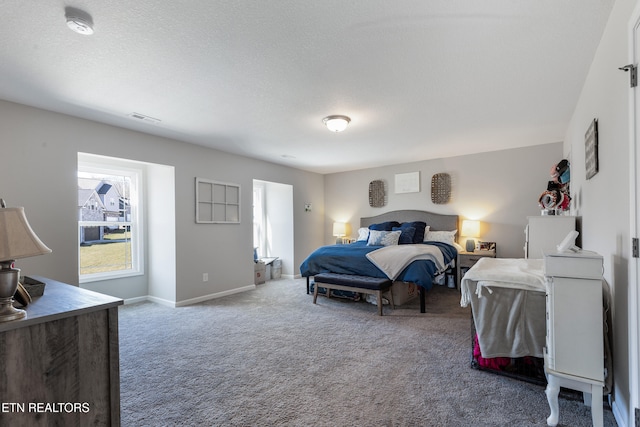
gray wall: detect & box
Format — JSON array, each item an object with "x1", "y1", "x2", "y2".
[
  {"x1": 562, "y1": 0, "x2": 636, "y2": 423},
  {"x1": 324, "y1": 143, "x2": 563, "y2": 258},
  {"x1": 0, "y1": 99, "x2": 325, "y2": 303}
]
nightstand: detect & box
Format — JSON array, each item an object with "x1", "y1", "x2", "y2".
[{"x1": 457, "y1": 249, "x2": 496, "y2": 288}]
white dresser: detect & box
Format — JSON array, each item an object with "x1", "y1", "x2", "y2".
[
  {"x1": 525, "y1": 216, "x2": 575, "y2": 259},
  {"x1": 543, "y1": 250, "x2": 604, "y2": 427}
]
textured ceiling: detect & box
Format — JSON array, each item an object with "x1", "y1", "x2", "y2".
[{"x1": 0, "y1": 1, "x2": 614, "y2": 174}]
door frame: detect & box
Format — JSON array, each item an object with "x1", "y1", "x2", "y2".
[{"x1": 628, "y1": 2, "x2": 640, "y2": 423}]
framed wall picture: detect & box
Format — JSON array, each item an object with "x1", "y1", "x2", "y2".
[
  {"x1": 394, "y1": 172, "x2": 420, "y2": 194},
  {"x1": 478, "y1": 241, "x2": 496, "y2": 251},
  {"x1": 585, "y1": 119, "x2": 599, "y2": 180},
  {"x1": 195, "y1": 177, "x2": 240, "y2": 223}
]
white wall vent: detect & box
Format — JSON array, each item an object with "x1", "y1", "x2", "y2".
[{"x1": 127, "y1": 112, "x2": 161, "y2": 124}]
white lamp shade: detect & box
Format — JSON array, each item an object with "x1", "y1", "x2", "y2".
[
  {"x1": 0, "y1": 207, "x2": 52, "y2": 261},
  {"x1": 461, "y1": 220, "x2": 480, "y2": 238},
  {"x1": 332, "y1": 222, "x2": 346, "y2": 237},
  {"x1": 323, "y1": 115, "x2": 350, "y2": 132}
]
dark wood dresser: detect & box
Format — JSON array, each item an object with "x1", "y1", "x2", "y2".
[{"x1": 0, "y1": 276, "x2": 123, "y2": 426}]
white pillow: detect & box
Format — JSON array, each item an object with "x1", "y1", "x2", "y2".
[
  {"x1": 367, "y1": 229, "x2": 401, "y2": 246},
  {"x1": 357, "y1": 227, "x2": 370, "y2": 241},
  {"x1": 424, "y1": 230, "x2": 458, "y2": 245}
]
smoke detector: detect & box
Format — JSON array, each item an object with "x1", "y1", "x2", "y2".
[{"x1": 65, "y1": 8, "x2": 94, "y2": 35}]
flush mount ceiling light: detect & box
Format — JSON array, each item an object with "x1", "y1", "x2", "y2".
[
  {"x1": 65, "y1": 7, "x2": 94, "y2": 35},
  {"x1": 322, "y1": 115, "x2": 351, "y2": 132}
]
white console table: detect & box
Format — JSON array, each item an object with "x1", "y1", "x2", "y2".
[{"x1": 543, "y1": 250, "x2": 604, "y2": 427}]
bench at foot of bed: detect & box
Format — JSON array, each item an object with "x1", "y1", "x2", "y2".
[{"x1": 312, "y1": 273, "x2": 394, "y2": 316}]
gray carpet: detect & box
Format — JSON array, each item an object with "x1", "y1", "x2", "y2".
[{"x1": 118, "y1": 278, "x2": 617, "y2": 426}]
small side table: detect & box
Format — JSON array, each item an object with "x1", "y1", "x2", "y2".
[{"x1": 457, "y1": 249, "x2": 496, "y2": 288}]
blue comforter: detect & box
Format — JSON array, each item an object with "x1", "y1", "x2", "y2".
[{"x1": 299, "y1": 241, "x2": 458, "y2": 290}]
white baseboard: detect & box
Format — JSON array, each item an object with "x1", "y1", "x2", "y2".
[
  {"x1": 146, "y1": 295, "x2": 177, "y2": 307},
  {"x1": 174, "y1": 284, "x2": 256, "y2": 307},
  {"x1": 123, "y1": 295, "x2": 175, "y2": 307},
  {"x1": 122, "y1": 284, "x2": 257, "y2": 308},
  {"x1": 122, "y1": 296, "x2": 148, "y2": 305}
]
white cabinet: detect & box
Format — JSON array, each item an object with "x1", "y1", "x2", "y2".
[
  {"x1": 543, "y1": 250, "x2": 604, "y2": 427},
  {"x1": 525, "y1": 216, "x2": 575, "y2": 259}
]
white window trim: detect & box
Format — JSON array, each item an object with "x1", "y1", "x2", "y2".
[
  {"x1": 253, "y1": 182, "x2": 267, "y2": 258},
  {"x1": 78, "y1": 159, "x2": 145, "y2": 283}
]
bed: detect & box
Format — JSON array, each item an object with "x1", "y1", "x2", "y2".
[{"x1": 300, "y1": 210, "x2": 460, "y2": 313}]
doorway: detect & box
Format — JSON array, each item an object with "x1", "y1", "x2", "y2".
[
  {"x1": 253, "y1": 180, "x2": 294, "y2": 278},
  {"x1": 629, "y1": 5, "x2": 640, "y2": 422}
]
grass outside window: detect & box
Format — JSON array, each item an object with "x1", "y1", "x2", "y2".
[{"x1": 80, "y1": 231, "x2": 132, "y2": 275}]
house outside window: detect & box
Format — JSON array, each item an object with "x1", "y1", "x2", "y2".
[{"x1": 78, "y1": 160, "x2": 143, "y2": 282}]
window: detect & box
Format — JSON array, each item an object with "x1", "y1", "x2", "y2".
[{"x1": 78, "y1": 156, "x2": 143, "y2": 282}]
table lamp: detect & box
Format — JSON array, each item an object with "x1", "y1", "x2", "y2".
[
  {"x1": 333, "y1": 222, "x2": 346, "y2": 244},
  {"x1": 461, "y1": 219, "x2": 480, "y2": 252},
  {"x1": 0, "y1": 200, "x2": 51, "y2": 322}
]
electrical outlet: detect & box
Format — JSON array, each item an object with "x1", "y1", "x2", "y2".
[{"x1": 203, "y1": 273, "x2": 208, "y2": 282}]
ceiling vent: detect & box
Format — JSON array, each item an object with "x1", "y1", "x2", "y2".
[{"x1": 127, "y1": 112, "x2": 161, "y2": 124}]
